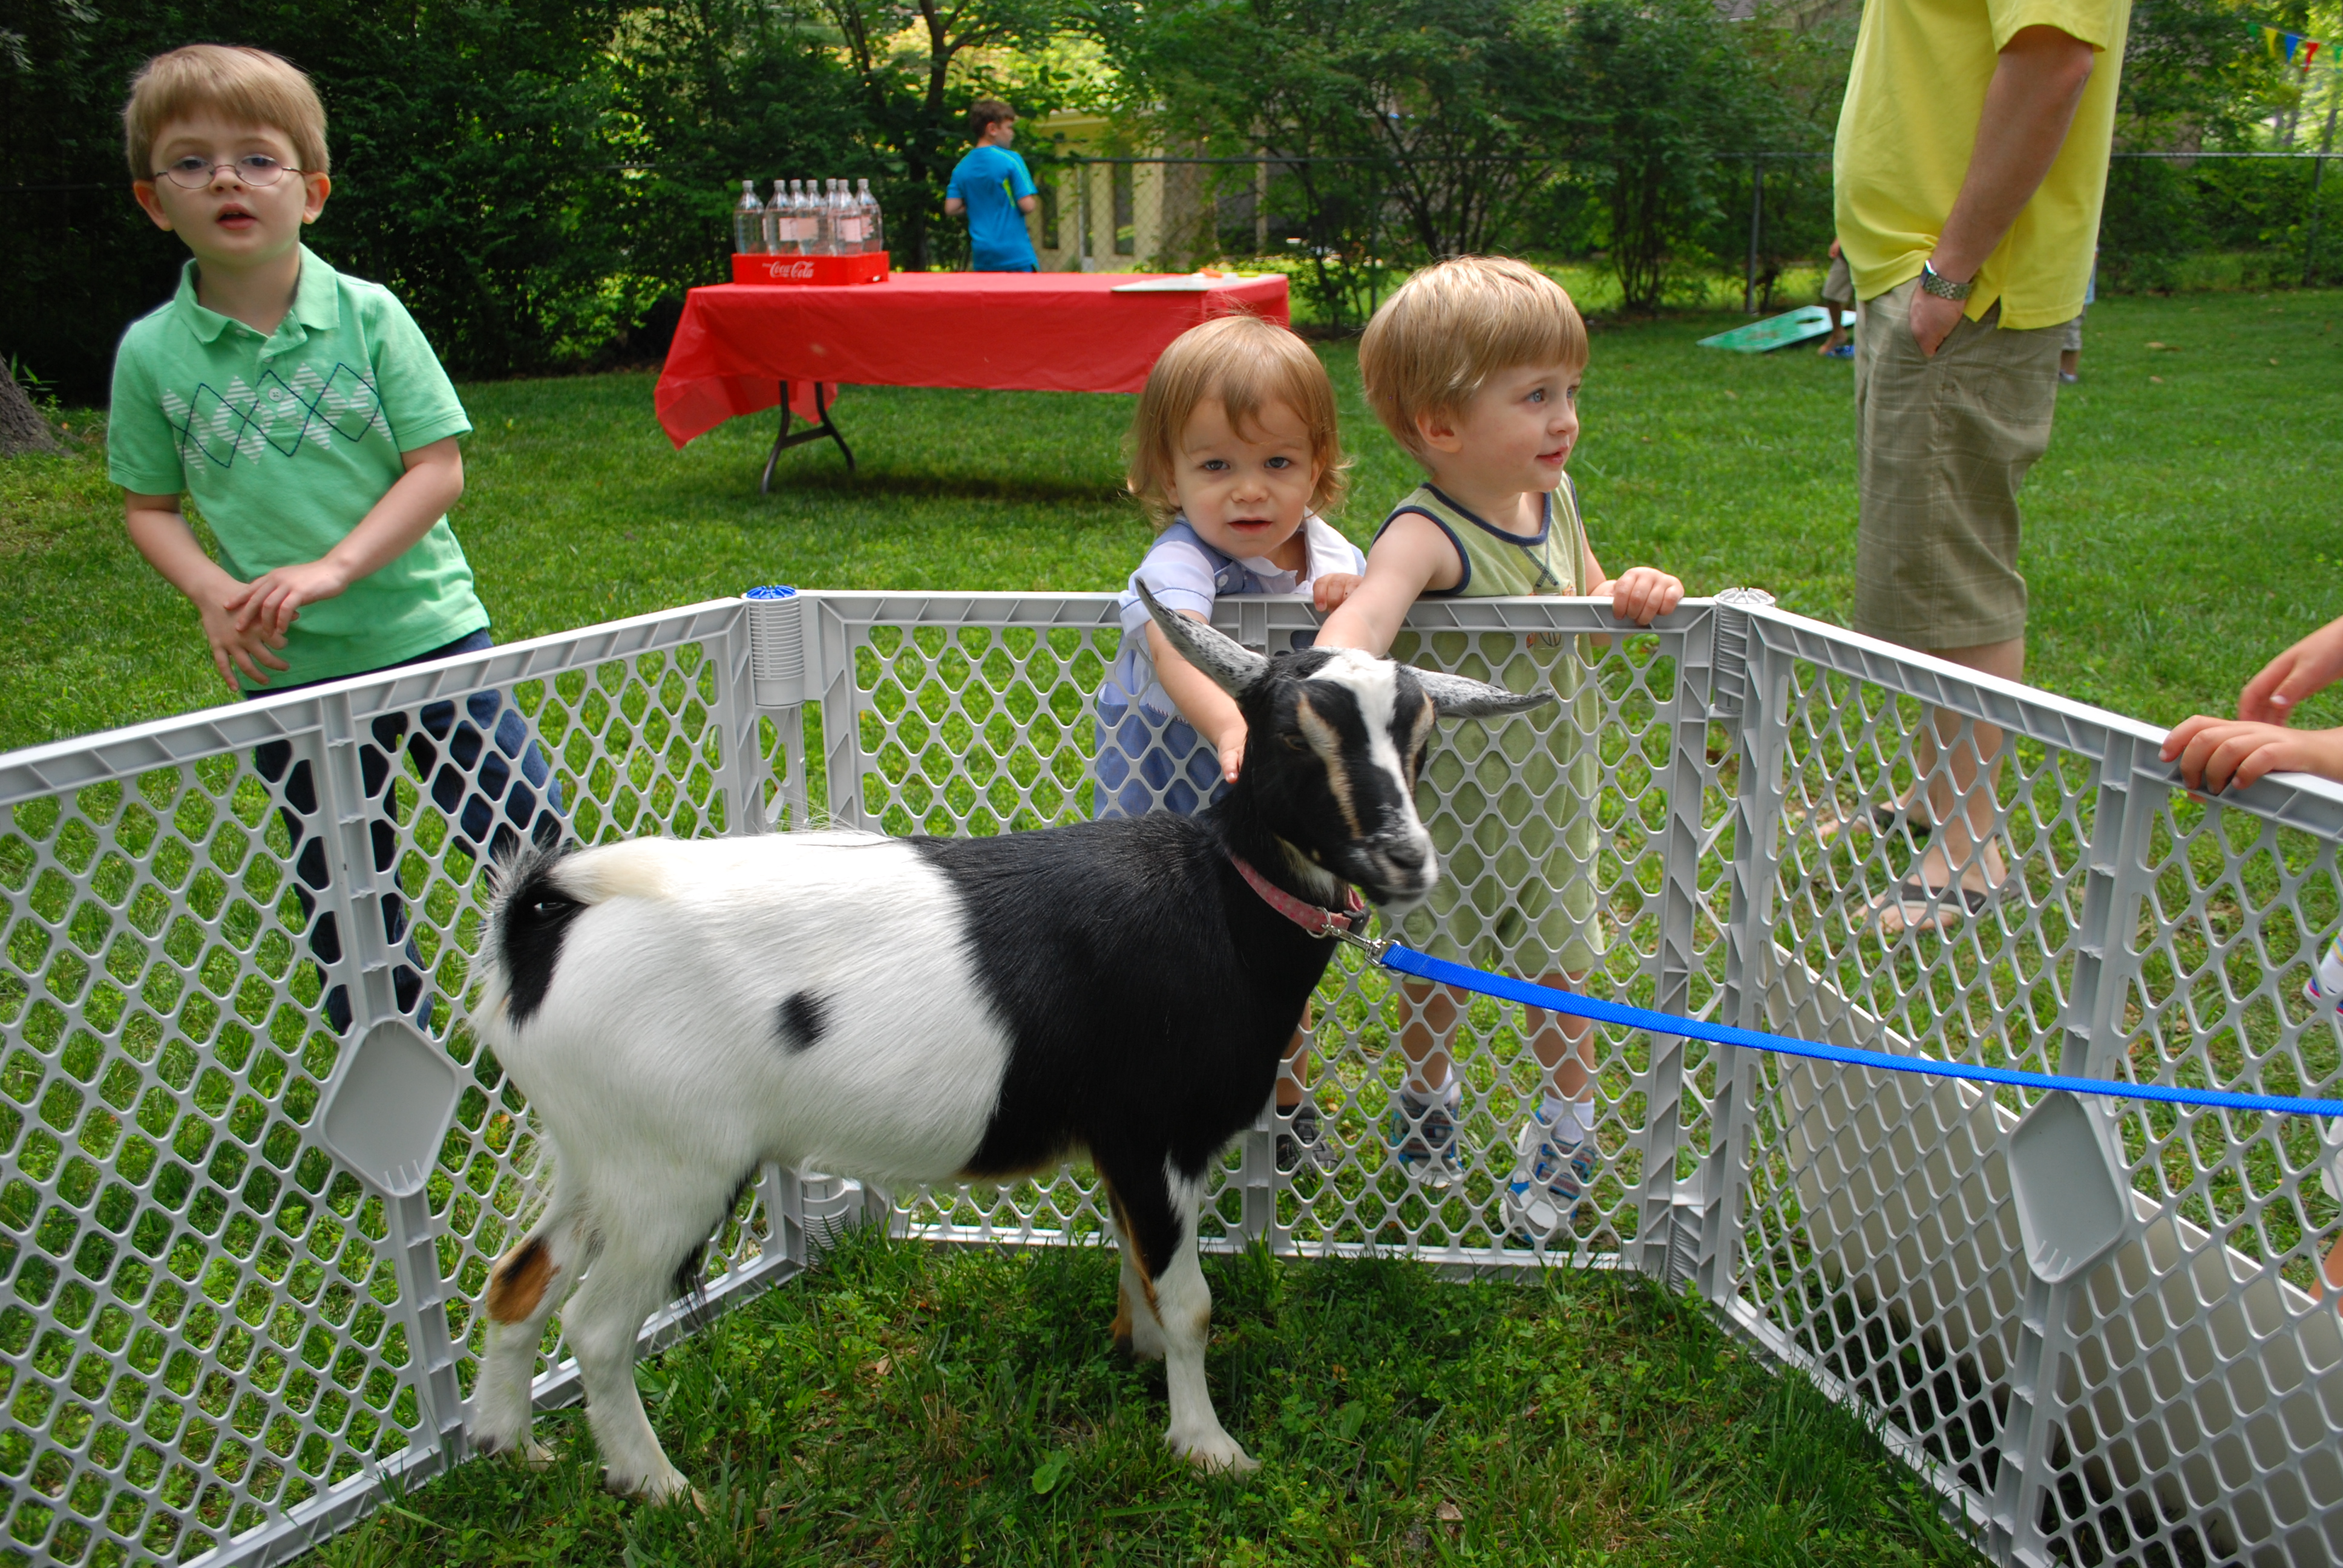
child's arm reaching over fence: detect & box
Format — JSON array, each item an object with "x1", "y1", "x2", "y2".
[
  {"x1": 2238, "y1": 615, "x2": 2343, "y2": 725},
  {"x1": 2162, "y1": 613, "x2": 2343, "y2": 791}
]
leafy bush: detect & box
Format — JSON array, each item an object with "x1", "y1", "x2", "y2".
[{"x1": 2, "y1": 1, "x2": 881, "y2": 400}]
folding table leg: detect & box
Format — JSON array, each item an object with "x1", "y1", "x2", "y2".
[{"x1": 760, "y1": 379, "x2": 857, "y2": 492}]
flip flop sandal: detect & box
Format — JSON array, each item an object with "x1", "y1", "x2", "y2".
[{"x1": 1859, "y1": 875, "x2": 2002, "y2": 933}]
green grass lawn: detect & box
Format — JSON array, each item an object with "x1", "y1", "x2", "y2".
[
  {"x1": 4, "y1": 287, "x2": 2340, "y2": 750},
  {"x1": 4, "y1": 289, "x2": 2340, "y2": 1566},
  {"x1": 301, "y1": 1228, "x2": 1978, "y2": 1568}
]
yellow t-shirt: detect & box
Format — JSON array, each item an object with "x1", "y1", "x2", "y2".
[{"x1": 1833, "y1": 0, "x2": 2129, "y2": 330}]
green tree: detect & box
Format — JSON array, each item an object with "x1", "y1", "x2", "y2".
[
  {"x1": 811, "y1": 0, "x2": 1087, "y2": 270},
  {"x1": 2100, "y1": 0, "x2": 2301, "y2": 287},
  {"x1": 0, "y1": 0, "x2": 878, "y2": 396},
  {"x1": 1097, "y1": 0, "x2": 1575, "y2": 325},
  {"x1": 1556, "y1": 0, "x2": 1768, "y2": 313}
]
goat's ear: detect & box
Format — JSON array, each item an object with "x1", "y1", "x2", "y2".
[
  {"x1": 1414, "y1": 669, "x2": 1558, "y2": 720},
  {"x1": 1137, "y1": 581, "x2": 1270, "y2": 697}
]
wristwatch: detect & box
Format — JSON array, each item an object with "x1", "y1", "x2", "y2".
[{"x1": 1919, "y1": 260, "x2": 1974, "y2": 301}]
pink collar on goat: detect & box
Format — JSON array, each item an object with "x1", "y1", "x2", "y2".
[{"x1": 1228, "y1": 853, "x2": 1366, "y2": 939}]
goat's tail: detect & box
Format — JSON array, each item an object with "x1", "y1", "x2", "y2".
[{"x1": 479, "y1": 835, "x2": 583, "y2": 1036}]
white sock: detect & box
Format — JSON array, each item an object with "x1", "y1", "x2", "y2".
[
  {"x1": 1542, "y1": 1093, "x2": 1594, "y2": 1143},
  {"x1": 1409, "y1": 1077, "x2": 1461, "y2": 1106}
]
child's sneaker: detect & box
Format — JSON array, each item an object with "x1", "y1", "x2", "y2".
[
  {"x1": 1506, "y1": 1106, "x2": 1599, "y2": 1241},
  {"x1": 1276, "y1": 1103, "x2": 1328, "y2": 1172},
  {"x1": 1384, "y1": 1090, "x2": 1463, "y2": 1188}
]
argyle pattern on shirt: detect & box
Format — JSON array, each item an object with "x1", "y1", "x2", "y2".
[{"x1": 159, "y1": 361, "x2": 396, "y2": 469}]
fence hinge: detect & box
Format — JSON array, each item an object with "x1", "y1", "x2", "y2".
[
  {"x1": 746, "y1": 586, "x2": 813, "y2": 707},
  {"x1": 1705, "y1": 587, "x2": 1775, "y2": 720}
]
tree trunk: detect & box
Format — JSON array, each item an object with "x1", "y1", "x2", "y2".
[{"x1": 0, "y1": 358, "x2": 59, "y2": 458}]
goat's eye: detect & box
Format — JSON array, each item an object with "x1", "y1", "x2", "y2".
[{"x1": 1280, "y1": 730, "x2": 1309, "y2": 753}]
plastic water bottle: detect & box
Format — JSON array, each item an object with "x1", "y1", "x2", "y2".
[
  {"x1": 807, "y1": 180, "x2": 833, "y2": 255},
  {"x1": 828, "y1": 181, "x2": 848, "y2": 251},
  {"x1": 857, "y1": 178, "x2": 885, "y2": 254},
  {"x1": 763, "y1": 180, "x2": 793, "y2": 255},
  {"x1": 733, "y1": 180, "x2": 765, "y2": 254},
  {"x1": 841, "y1": 179, "x2": 870, "y2": 251}
]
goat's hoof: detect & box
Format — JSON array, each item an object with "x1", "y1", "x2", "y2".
[
  {"x1": 1168, "y1": 1429, "x2": 1257, "y2": 1473},
  {"x1": 601, "y1": 1465, "x2": 695, "y2": 1505},
  {"x1": 472, "y1": 1430, "x2": 552, "y2": 1470}
]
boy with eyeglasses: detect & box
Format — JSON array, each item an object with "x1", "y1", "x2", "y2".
[
  {"x1": 112, "y1": 42, "x2": 489, "y2": 696},
  {"x1": 108, "y1": 44, "x2": 559, "y2": 1034}
]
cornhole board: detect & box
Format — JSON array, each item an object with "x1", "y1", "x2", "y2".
[{"x1": 1698, "y1": 305, "x2": 1851, "y2": 353}]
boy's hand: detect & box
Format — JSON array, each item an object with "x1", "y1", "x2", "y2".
[
  {"x1": 194, "y1": 581, "x2": 292, "y2": 690},
  {"x1": 2238, "y1": 615, "x2": 2343, "y2": 724},
  {"x1": 1213, "y1": 719, "x2": 1249, "y2": 783},
  {"x1": 2161, "y1": 715, "x2": 2343, "y2": 792},
  {"x1": 226, "y1": 558, "x2": 353, "y2": 639},
  {"x1": 1596, "y1": 568, "x2": 1685, "y2": 626},
  {"x1": 1312, "y1": 573, "x2": 1362, "y2": 613}
]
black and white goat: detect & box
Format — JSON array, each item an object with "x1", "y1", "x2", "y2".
[{"x1": 467, "y1": 589, "x2": 1552, "y2": 1498}]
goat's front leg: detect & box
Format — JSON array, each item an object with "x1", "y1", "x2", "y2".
[{"x1": 1153, "y1": 1168, "x2": 1256, "y2": 1472}]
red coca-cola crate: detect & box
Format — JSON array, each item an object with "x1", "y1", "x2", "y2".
[{"x1": 731, "y1": 251, "x2": 891, "y2": 286}]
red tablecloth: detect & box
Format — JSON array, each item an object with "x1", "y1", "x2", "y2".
[{"x1": 654, "y1": 271, "x2": 1291, "y2": 449}]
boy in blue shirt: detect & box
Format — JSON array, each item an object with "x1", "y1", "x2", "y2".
[{"x1": 945, "y1": 100, "x2": 1040, "y2": 272}]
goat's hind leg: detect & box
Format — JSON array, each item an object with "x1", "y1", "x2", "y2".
[
  {"x1": 472, "y1": 1189, "x2": 589, "y2": 1467},
  {"x1": 562, "y1": 1167, "x2": 749, "y2": 1503},
  {"x1": 1104, "y1": 1183, "x2": 1165, "y2": 1362}
]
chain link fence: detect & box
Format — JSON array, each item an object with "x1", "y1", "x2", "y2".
[{"x1": 3, "y1": 590, "x2": 2342, "y2": 1565}]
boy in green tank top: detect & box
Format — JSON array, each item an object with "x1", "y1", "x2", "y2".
[{"x1": 1319, "y1": 256, "x2": 1682, "y2": 1242}]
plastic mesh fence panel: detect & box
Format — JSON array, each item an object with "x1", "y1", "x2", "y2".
[
  {"x1": 8, "y1": 592, "x2": 2343, "y2": 1566},
  {"x1": 1, "y1": 744, "x2": 427, "y2": 1566},
  {"x1": 0, "y1": 604, "x2": 793, "y2": 1567},
  {"x1": 811, "y1": 595, "x2": 1708, "y2": 1270},
  {"x1": 1710, "y1": 613, "x2": 2343, "y2": 1561}
]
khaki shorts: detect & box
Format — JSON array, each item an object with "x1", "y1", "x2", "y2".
[
  {"x1": 2061, "y1": 304, "x2": 2086, "y2": 354},
  {"x1": 1823, "y1": 251, "x2": 1853, "y2": 305},
  {"x1": 1853, "y1": 275, "x2": 2062, "y2": 650},
  {"x1": 1389, "y1": 630, "x2": 1606, "y2": 978}
]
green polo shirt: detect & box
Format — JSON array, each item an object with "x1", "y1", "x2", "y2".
[{"x1": 109, "y1": 246, "x2": 487, "y2": 690}]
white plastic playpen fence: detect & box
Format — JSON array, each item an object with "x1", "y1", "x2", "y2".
[{"x1": 3, "y1": 589, "x2": 2342, "y2": 1567}]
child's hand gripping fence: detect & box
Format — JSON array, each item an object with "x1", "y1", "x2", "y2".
[{"x1": 4, "y1": 587, "x2": 2343, "y2": 1567}]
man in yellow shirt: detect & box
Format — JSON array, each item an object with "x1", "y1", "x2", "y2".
[{"x1": 1833, "y1": 0, "x2": 2128, "y2": 933}]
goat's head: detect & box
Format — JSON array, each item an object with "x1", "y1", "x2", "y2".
[{"x1": 1139, "y1": 584, "x2": 1555, "y2": 915}]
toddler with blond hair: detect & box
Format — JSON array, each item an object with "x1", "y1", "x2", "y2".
[
  {"x1": 1096, "y1": 311, "x2": 1363, "y2": 1166},
  {"x1": 1319, "y1": 256, "x2": 1682, "y2": 1241}
]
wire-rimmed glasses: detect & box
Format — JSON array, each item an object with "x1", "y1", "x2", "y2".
[{"x1": 151, "y1": 154, "x2": 302, "y2": 190}]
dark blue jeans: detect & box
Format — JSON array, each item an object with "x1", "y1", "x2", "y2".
[{"x1": 250, "y1": 629, "x2": 565, "y2": 1033}]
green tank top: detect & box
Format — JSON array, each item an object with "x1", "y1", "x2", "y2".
[
  {"x1": 1377, "y1": 478, "x2": 1594, "y2": 694},
  {"x1": 1378, "y1": 477, "x2": 1604, "y2": 969},
  {"x1": 1375, "y1": 478, "x2": 1588, "y2": 600}
]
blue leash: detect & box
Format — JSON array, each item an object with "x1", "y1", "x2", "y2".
[{"x1": 1352, "y1": 939, "x2": 2343, "y2": 1122}]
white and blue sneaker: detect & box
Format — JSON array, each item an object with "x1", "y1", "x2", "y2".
[
  {"x1": 1384, "y1": 1089, "x2": 1464, "y2": 1189},
  {"x1": 1506, "y1": 1106, "x2": 1599, "y2": 1241}
]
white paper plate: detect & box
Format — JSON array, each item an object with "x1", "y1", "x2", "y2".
[{"x1": 1109, "y1": 274, "x2": 1271, "y2": 292}]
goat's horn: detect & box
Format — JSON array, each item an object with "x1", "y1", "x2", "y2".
[
  {"x1": 1414, "y1": 668, "x2": 1558, "y2": 719},
  {"x1": 1136, "y1": 582, "x2": 1270, "y2": 698}
]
